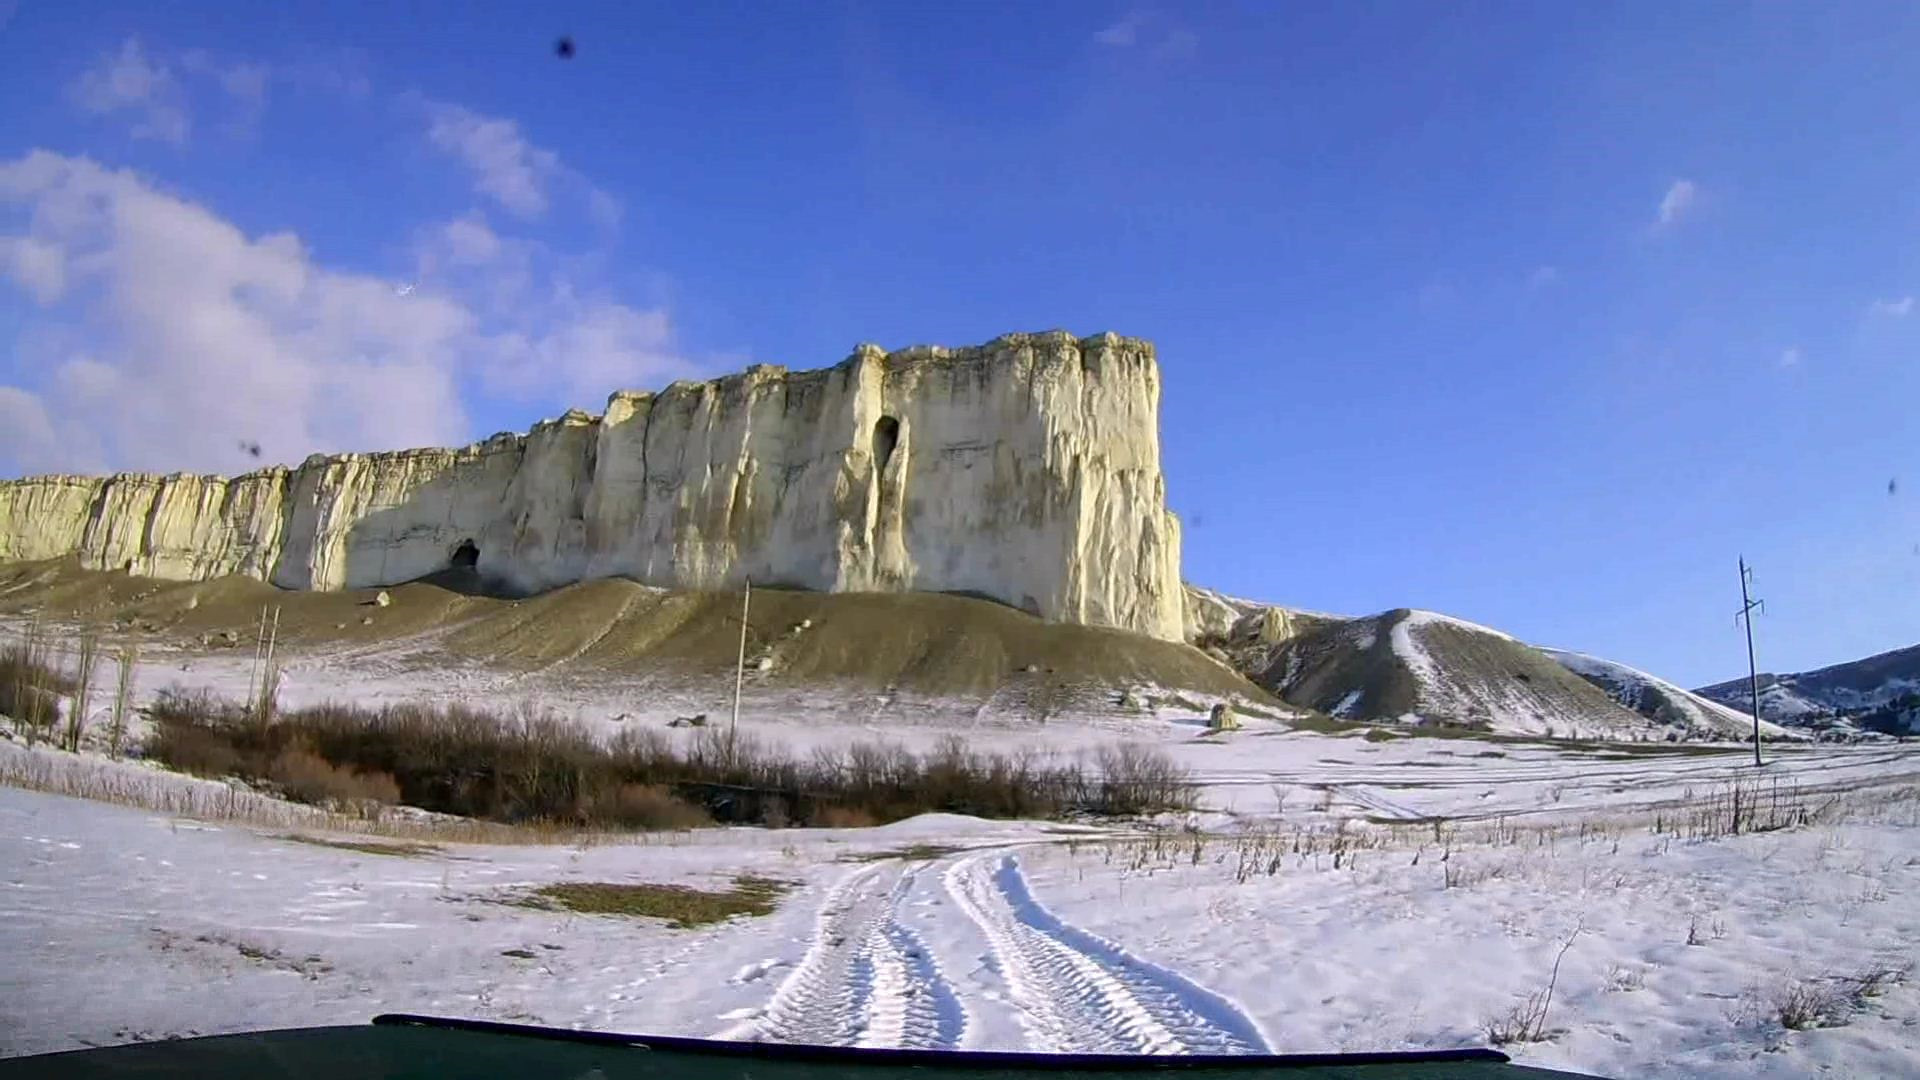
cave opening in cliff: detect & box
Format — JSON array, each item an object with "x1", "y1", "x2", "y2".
[
  {"x1": 450, "y1": 539, "x2": 479, "y2": 570},
  {"x1": 873, "y1": 415, "x2": 901, "y2": 471}
]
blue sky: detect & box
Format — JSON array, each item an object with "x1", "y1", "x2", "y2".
[{"x1": 1, "y1": 1, "x2": 1915, "y2": 686}]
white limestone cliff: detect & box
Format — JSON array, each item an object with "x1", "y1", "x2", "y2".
[{"x1": 0, "y1": 331, "x2": 1187, "y2": 641}]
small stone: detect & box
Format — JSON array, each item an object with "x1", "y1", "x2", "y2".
[
  {"x1": 755, "y1": 656, "x2": 774, "y2": 672},
  {"x1": 360, "y1": 616, "x2": 374, "y2": 626},
  {"x1": 373, "y1": 590, "x2": 391, "y2": 608},
  {"x1": 335, "y1": 622, "x2": 347, "y2": 630}
]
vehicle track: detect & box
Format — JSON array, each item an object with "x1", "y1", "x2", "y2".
[
  {"x1": 944, "y1": 853, "x2": 1267, "y2": 1055},
  {"x1": 748, "y1": 861, "x2": 964, "y2": 1049}
]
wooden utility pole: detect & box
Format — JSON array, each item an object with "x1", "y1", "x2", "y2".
[
  {"x1": 730, "y1": 577, "x2": 751, "y2": 757},
  {"x1": 245, "y1": 603, "x2": 269, "y2": 707},
  {"x1": 1736, "y1": 557, "x2": 1765, "y2": 767},
  {"x1": 258, "y1": 605, "x2": 281, "y2": 724}
]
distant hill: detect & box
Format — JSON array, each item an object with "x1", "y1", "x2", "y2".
[
  {"x1": 1201, "y1": 595, "x2": 1775, "y2": 741},
  {"x1": 1695, "y1": 644, "x2": 1920, "y2": 736},
  {"x1": 1544, "y1": 649, "x2": 1786, "y2": 740}
]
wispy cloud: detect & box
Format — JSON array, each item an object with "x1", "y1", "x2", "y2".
[
  {"x1": 1869, "y1": 296, "x2": 1914, "y2": 319},
  {"x1": 1093, "y1": 11, "x2": 1147, "y2": 47},
  {"x1": 1092, "y1": 9, "x2": 1195, "y2": 58},
  {"x1": 421, "y1": 101, "x2": 561, "y2": 218},
  {"x1": 1656, "y1": 179, "x2": 1697, "y2": 227},
  {"x1": 1778, "y1": 346, "x2": 1802, "y2": 369},
  {"x1": 178, "y1": 51, "x2": 272, "y2": 135},
  {"x1": 69, "y1": 38, "x2": 189, "y2": 144},
  {"x1": 418, "y1": 99, "x2": 621, "y2": 227},
  {"x1": 70, "y1": 39, "x2": 359, "y2": 144}
]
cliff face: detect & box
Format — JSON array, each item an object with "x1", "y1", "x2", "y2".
[{"x1": 0, "y1": 331, "x2": 1187, "y2": 640}]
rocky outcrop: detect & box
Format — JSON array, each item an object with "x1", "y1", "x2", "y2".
[{"x1": 0, "y1": 331, "x2": 1187, "y2": 641}]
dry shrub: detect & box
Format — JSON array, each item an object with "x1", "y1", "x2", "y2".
[
  {"x1": 147, "y1": 721, "x2": 244, "y2": 778},
  {"x1": 1, "y1": 632, "x2": 75, "y2": 742},
  {"x1": 589, "y1": 783, "x2": 710, "y2": 830},
  {"x1": 267, "y1": 746, "x2": 400, "y2": 809},
  {"x1": 139, "y1": 694, "x2": 1195, "y2": 829},
  {"x1": 1774, "y1": 979, "x2": 1852, "y2": 1031},
  {"x1": 810, "y1": 804, "x2": 880, "y2": 828},
  {"x1": 1096, "y1": 742, "x2": 1196, "y2": 815}
]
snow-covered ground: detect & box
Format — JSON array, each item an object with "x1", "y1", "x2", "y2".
[
  {"x1": 6, "y1": 631, "x2": 1920, "y2": 1077},
  {"x1": 5, "y1": 774, "x2": 1920, "y2": 1077}
]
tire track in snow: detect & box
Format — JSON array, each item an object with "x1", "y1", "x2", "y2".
[
  {"x1": 743, "y1": 861, "x2": 964, "y2": 1049},
  {"x1": 854, "y1": 866, "x2": 966, "y2": 1049},
  {"x1": 945, "y1": 853, "x2": 1267, "y2": 1055}
]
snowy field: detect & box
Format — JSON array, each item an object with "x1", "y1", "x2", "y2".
[
  {"x1": 5, "y1": 635, "x2": 1920, "y2": 1077},
  {"x1": 5, "y1": 740, "x2": 1920, "y2": 1077}
]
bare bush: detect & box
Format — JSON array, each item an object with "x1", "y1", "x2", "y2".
[
  {"x1": 1763, "y1": 964, "x2": 1909, "y2": 1031},
  {"x1": 107, "y1": 642, "x2": 137, "y2": 759},
  {"x1": 63, "y1": 631, "x2": 100, "y2": 752},
  {"x1": 1603, "y1": 964, "x2": 1645, "y2": 993},
  {"x1": 1774, "y1": 979, "x2": 1852, "y2": 1031},
  {"x1": 267, "y1": 746, "x2": 401, "y2": 811},
  {"x1": 1096, "y1": 742, "x2": 1197, "y2": 815},
  {"x1": 139, "y1": 694, "x2": 1193, "y2": 829},
  {"x1": 1484, "y1": 923, "x2": 1583, "y2": 1046},
  {"x1": 1, "y1": 621, "x2": 73, "y2": 744},
  {"x1": 146, "y1": 720, "x2": 244, "y2": 778},
  {"x1": 587, "y1": 783, "x2": 711, "y2": 831}
]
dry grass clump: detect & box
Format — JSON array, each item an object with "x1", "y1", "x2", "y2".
[{"x1": 525, "y1": 875, "x2": 791, "y2": 928}]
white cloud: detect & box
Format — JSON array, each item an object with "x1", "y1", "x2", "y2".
[
  {"x1": 586, "y1": 187, "x2": 624, "y2": 231},
  {"x1": 0, "y1": 386, "x2": 57, "y2": 473},
  {"x1": 180, "y1": 52, "x2": 272, "y2": 133},
  {"x1": 0, "y1": 150, "x2": 689, "y2": 476},
  {"x1": 0, "y1": 150, "x2": 470, "y2": 472},
  {"x1": 216, "y1": 62, "x2": 269, "y2": 108},
  {"x1": 483, "y1": 293, "x2": 686, "y2": 404},
  {"x1": 1093, "y1": 9, "x2": 1193, "y2": 57},
  {"x1": 1869, "y1": 296, "x2": 1914, "y2": 318},
  {"x1": 422, "y1": 101, "x2": 559, "y2": 218},
  {"x1": 69, "y1": 38, "x2": 189, "y2": 144},
  {"x1": 439, "y1": 214, "x2": 502, "y2": 265},
  {"x1": 1778, "y1": 346, "x2": 1802, "y2": 369},
  {"x1": 1094, "y1": 12, "x2": 1147, "y2": 46},
  {"x1": 0, "y1": 236, "x2": 66, "y2": 304},
  {"x1": 1656, "y1": 179, "x2": 1696, "y2": 227}
]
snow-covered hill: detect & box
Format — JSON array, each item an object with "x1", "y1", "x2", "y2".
[
  {"x1": 1248, "y1": 607, "x2": 1717, "y2": 740},
  {"x1": 1696, "y1": 643, "x2": 1920, "y2": 736},
  {"x1": 1544, "y1": 649, "x2": 1788, "y2": 741},
  {"x1": 1185, "y1": 586, "x2": 1804, "y2": 742}
]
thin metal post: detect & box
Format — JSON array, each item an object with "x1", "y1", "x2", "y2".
[{"x1": 1737, "y1": 557, "x2": 1764, "y2": 767}]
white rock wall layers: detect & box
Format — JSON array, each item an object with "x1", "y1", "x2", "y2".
[{"x1": 0, "y1": 331, "x2": 1186, "y2": 640}]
